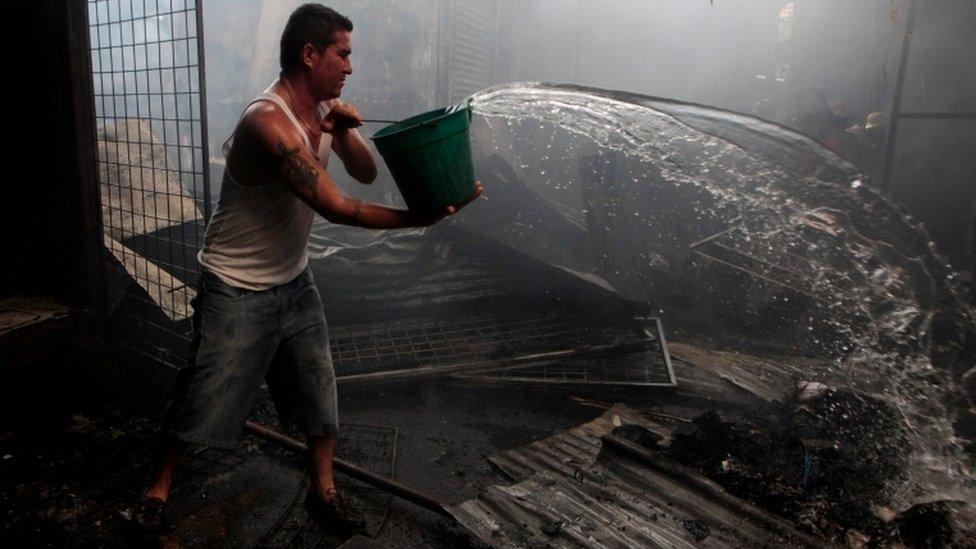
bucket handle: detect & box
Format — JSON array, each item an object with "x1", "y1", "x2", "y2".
[
  {"x1": 367, "y1": 99, "x2": 473, "y2": 132},
  {"x1": 365, "y1": 99, "x2": 470, "y2": 129}
]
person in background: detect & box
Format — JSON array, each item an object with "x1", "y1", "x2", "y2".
[
  {"x1": 849, "y1": 111, "x2": 889, "y2": 184},
  {"x1": 793, "y1": 88, "x2": 869, "y2": 172}
]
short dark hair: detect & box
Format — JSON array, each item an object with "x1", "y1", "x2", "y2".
[{"x1": 279, "y1": 4, "x2": 353, "y2": 73}]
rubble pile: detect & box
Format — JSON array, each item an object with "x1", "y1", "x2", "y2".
[{"x1": 664, "y1": 384, "x2": 964, "y2": 546}]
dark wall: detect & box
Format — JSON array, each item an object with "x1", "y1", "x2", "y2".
[{"x1": 0, "y1": 1, "x2": 102, "y2": 307}]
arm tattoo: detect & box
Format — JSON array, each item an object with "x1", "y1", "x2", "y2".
[
  {"x1": 277, "y1": 140, "x2": 318, "y2": 202},
  {"x1": 352, "y1": 199, "x2": 364, "y2": 221}
]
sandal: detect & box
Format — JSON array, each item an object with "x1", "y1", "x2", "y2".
[
  {"x1": 304, "y1": 489, "x2": 366, "y2": 534},
  {"x1": 131, "y1": 496, "x2": 167, "y2": 535}
]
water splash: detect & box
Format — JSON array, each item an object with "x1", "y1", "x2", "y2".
[{"x1": 468, "y1": 82, "x2": 975, "y2": 506}]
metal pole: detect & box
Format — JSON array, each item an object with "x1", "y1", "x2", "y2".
[
  {"x1": 899, "y1": 112, "x2": 976, "y2": 120},
  {"x1": 195, "y1": 0, "x2": 212, "y2": 222},
  {"x1": 879, "y1": 0, "x2": 918, "y2": 195},
  {"x1": 243, "y1": 421, "x2": 454, "y2": 519},
  {"x1": 68, "y1": 0, "x2": 106, "y2": 325}
]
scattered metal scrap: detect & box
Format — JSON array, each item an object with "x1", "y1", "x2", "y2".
[{"x1": 450, "y1": 404, "x2": 822, "y2": 548}]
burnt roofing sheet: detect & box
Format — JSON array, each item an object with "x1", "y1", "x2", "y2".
[{"x1": 449, "y1": 404, "x2": 823, "y2": 548}]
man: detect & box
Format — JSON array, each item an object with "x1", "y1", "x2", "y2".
[
  {"x1": 134, "y1": 4, "x2": 482, "y2": 534},
  {"x1": 859, "y1": 110, "x2": 888, "y2": 185}
]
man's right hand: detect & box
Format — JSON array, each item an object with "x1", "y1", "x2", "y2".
[
  {"x1": 411, "y1": 181, "x2": 484, "y2": 227},
  {"x1": 321, "y1": 101, "x2": 363, "y2": 134}
]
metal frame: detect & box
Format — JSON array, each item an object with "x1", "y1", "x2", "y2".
[
  {"x1": 879, "y1": 0, "x2": 918, "y2": 194},
  {"x1": 87, "y1": 0, "x2": 211, "y2": 367},
  {"x1": 878, "y1": 0, "x2": 976, "y2": 302},
  {"x1": 655, "y1": 317, "x2": 677, "y2": 386},
  {"x1": 63, "y1": 0, "x2": 108, "y2": 321},
  {"x1": 898, "y1": 112, "x2": 976, "y2": 120}
]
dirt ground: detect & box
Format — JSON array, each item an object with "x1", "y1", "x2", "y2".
[{"x1": 0, "y1": 359, "x2": 729, "y2": 548}]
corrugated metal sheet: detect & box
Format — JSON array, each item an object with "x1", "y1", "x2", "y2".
[
  {"x1": 667, "y1": 342, "x2": 823, "y2": 403},
  {"x1": 445, "y1": 0, "x2": 497, "y2": 102},
  {"x1": 449, "y1": 405, "x2": 823, "y2": 548}
]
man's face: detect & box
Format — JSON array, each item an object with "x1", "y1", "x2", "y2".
[{"x1": 309, "y1": 30, "x2": 352, "y2": 100}]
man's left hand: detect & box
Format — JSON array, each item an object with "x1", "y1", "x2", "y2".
[
  {"x1": 322, "y1": 101, "x2": 363, "y2": 134},
  {"x1": 410, "y1": 181, "x2": 484, "y2": 227}
]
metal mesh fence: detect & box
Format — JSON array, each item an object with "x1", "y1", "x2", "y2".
[{"x1": 87, "y1": 0, "x2": 210, "y2": 367}]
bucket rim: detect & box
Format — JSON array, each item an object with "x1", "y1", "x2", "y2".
[{"x1": 370, "y1": 101, "x2": 471, "y2": 141}]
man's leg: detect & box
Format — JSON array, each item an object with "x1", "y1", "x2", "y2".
[
  {"x1": 145, "y1": 437, "x2": 186, "y2": 502},
  {"x1": 269, "y1": 271, "x2": 362, "y2": 531},
  {"x1": 133, "y1": 437, "x2": 186, "y2": 533},
  {"x1": 304, "y1": 430, "x2": 363, "y2": 532},
  {"x1": 308, "y1": 434, "x2": 337, "y2": 501},
  {"x1": 140, "y1": 274, "x2": 279, "y2": 527}
]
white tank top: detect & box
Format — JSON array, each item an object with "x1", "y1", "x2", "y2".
[{"x1": 198, "y1": 87, "x2": 333, "y2": 290}]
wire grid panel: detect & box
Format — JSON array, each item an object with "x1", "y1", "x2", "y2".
[
  {"x1": 331, "y1": 308, "x2": 594, "y2": 372},
  {"x1": 88, "y1": 0, "x2": 210, "y2": 366},
  {"x1": 461, "y1": 318, "x2": 676, "y2": 386},
  {"x1": 340, "y1": 423, "x2": 400, "y2": 491},
  {"x1": 688, "y1": 218, "x2": 848, "y2": 303},
  {"x1": 329, "y1": 305, "x2": 672, "y2": 385},
  {"x1": 169, "y1": 443, "x2": 258, "y2": 499},
  {"x1": 329, "y1": 308, "x2": 593, "y2": 372},
  {"x1": 256, "y1": 423, "x2": 399, "y2": 546},
  {"x1": 468, "y1": 351, "x2": 672, "y2": 385}
]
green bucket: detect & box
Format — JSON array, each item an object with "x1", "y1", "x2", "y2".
[{"x1": 370, "y1": 102, "x2": 476, "y2": 214}]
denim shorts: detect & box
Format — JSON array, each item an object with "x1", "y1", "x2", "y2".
[{"x1": 163, "y1": 266, "x2": 338, "y2": 448}]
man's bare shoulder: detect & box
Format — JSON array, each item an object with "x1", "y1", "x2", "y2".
[{"x1": 235, "y1": 100, "x2": 304, "y2": 156}]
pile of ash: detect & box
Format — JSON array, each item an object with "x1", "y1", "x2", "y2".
[{"x1": 661, "y1": 383, "x2": 965, "y2": 546}]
